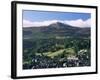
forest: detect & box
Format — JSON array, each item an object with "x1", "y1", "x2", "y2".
[
  {"x1": 23, "y1": 37, "x2": 91, "y2": 69},
  {"x1": 23, "y1": 21, "x2": 91, "y2": 69}
]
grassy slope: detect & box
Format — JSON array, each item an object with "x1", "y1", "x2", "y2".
[{"x1": 40, "y1": 48, "x2": 76, "y2": 58}]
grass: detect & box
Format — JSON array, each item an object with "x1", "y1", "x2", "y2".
[
  {"x1": 40, "y1": 48, "x2": 76, "y2": 58},
  {"x1": 47, "y1": 49, "x2": 65, "y2": 58}
]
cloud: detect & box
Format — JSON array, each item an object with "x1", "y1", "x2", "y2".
[
  {"x1": 23, "y1": 20, "x2": 58, "y2": 27},
  {"x1": 63, "y1": 18, "x2": 91, "y2": 28},
  {"x1": 23, "y1": 18, "x2": 91, "y2": 28}
]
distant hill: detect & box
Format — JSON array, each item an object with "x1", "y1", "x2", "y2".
[{"x1": 23, "y1": 22, "x2": 90, "y2": 39}]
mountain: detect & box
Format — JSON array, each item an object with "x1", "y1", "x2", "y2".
[{"x1": 23, "y1": 22, "x2": 90, "y2": 39}]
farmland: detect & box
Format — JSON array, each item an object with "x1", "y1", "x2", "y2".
[{"x1": 23, "y1": 22, "x2": 91, "y2": 69}]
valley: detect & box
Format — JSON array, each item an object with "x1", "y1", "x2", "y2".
[{"x1": 23, "y1": 22, "x2": 91, "y2": 69}]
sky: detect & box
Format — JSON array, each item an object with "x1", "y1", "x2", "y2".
[{"x1": 23, "y1": 10, "x2": 91, "y2": 27}]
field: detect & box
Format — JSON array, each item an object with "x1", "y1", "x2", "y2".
[{"x1": 23, "y1": 37, "x2": 91, "y2": 69}]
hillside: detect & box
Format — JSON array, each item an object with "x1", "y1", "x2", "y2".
[{"x1": 23, "y1": 22, "x2": 90, "y2": 39}]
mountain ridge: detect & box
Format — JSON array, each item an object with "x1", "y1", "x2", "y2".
[
  {"x1": 23, "y1": 22, "x2": 90, "y2": 39},
  {"x1": 23, "y1": 21, "x2": 90, "y2": 28}
]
